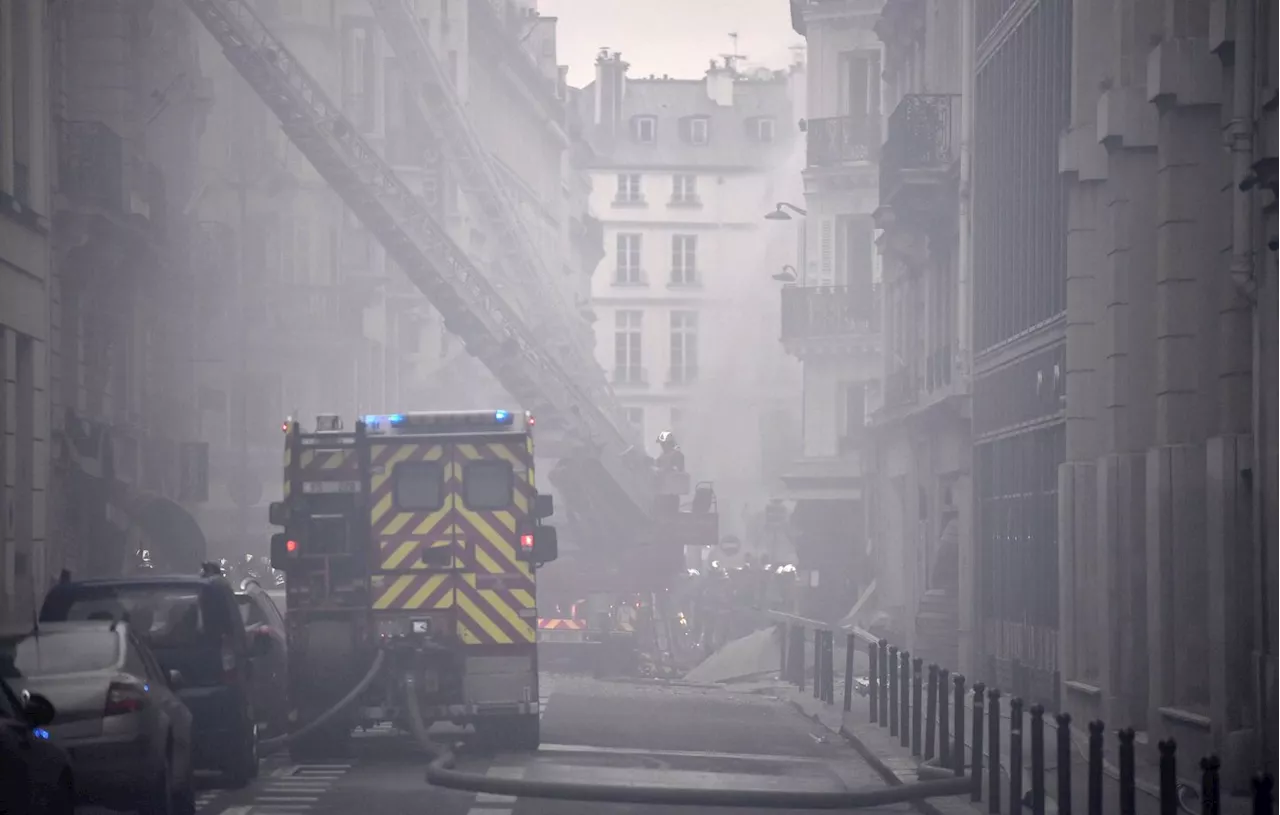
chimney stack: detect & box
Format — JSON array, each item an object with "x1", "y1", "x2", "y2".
[
  {"x1": 705, "y1": 57, "x2": 735, "y2": 107},
  {"x1": 594, "y1": 48, "x2": 629, "y2": 138}
]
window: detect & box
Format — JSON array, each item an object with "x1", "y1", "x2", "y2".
[
  {"x1": 837, "y1": 215, "x2": 875, "y2": 295},
  {"x1": 463, "y1": 460, "x2": 514, "y2": 510},
  {"x1": 342, "y1": 19, "x2": 376, "y2": 131},
  {"x1": 625, "y1": 407, "x2": 644, "y2": 430},
  {"x1": 669, "y1": 311, "x2": 699, "y2": 384},
  {"x1": 616, "y1": 233, "x2": 643, "y2": 284},
  {"x1": 839, "y1": 382, "x2": 867, "y2": 443},
  {"x1": 687, "y1": 117, "x2": 709, "y2": 145},
  {"x1": 756, "y1": 118, "x2": 776, "y2": 143},
  {"x1": 671, "y1": 235, "x2": 698, "y2": 285},
  {"x1": 394, "y1": 461, "x2": 444, "y2": 511},
  {"x1": 614, "y1": 310, "x2": 643, "y2": 383},
  {"x1": 671, "y1": 175, "x2": 698, "y2": 204},
  {"x1": 633, "y1": 116, "x2": 657, "y2": 143},
  {"x1": 49, "y1": 588, "x2": 211, "y2": 648},
  {"x1": 615, "y1": 174, "x2": 643, "y2": 204},
  {"x1": 0, "y1": 630, "x2": 121, "y2": 678}
]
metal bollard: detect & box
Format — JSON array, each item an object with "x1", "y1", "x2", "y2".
[
  {"x1": 1087, "y1": 720, "x2": 1104, "y2": 815},
  {"x1": 924, "y1": 665, "x2": 938, "y2": 760},
  {"x1": 911, "y1": 658, "x2": 923, "y2": 756},
  {"x1": 1056, "y1": 712, "x2": 1072, "y2": 815},
  {"x1": 1120, "y1": 729, "x2": 1138, "y2": 815},
  {"x1": 1155, "y1": 738, "x2": 1175, "y2": 815},
  {"x1": 878, "y1": 641, "x2": 890, "y2": 726},
  {"x1": 1200, "y1": 756, "x2": 1221, "y2": 815},
  {"x1": 952, "y1": 674, "x2": 967, "y2": 775},
  {"x1": 899, "y1": 652, "x2": 911, "y2": 749},
  {"x1": 825, "y1": 632, "x2": 835, "y2": 704},
  {"x1": 812, "y1": 630, "x2": 821, "y2": 699},
  {"x1": 843, "y1": 634, "x2": 856, "y2": 712},
  {"x1": 1029, "y1": 704, "x2": 1046, "y2": 815},
  {"x1": 868, "y1": 641, "x2": 879, "y2": 723},
  {"x1": 987, "y1": 689, "x2": 1001, "y2": 813},
  {"x1": 888, "y1": 646, "x2": 899, "y2": 737},
  {"x1": 938, "y1": 668, "x2": 951, "y2": 768},
  {"x1": 1009, "y1": 698, "x2": 1024, "y2": 814},
  {"x1": 970, "y1": 682, "x2": 986, "y2": 802},
  {"x1": 793, "y1": 627, "x2": 806, "y2": 692}
]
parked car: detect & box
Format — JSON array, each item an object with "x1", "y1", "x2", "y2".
[
  {"x1": 40, "y1": 568, "x2": 264, "y2": 788},
  {"x1": 235, "y1": 580, "x2": 288, "y2": 738},
  {"x1": 0, "y1": 673, "x2": 73, "y2": 814},
  {"x1": 0, "y1": 621, "x2": 194, "y2": 814}
]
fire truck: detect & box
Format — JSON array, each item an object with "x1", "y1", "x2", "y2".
[{"x1": 267, "y1": 410, "x2": 557, "y2": 758}]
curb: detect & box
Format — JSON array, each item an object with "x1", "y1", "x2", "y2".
[{"x1": 787, "y1": 699, "x2": 950, "y2": 815}]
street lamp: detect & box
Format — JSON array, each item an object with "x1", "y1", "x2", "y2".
[
  {"x1": 772, "y1": 264, "x2": 798, "y2": 283},
  {"x1": 764, "y1": 202, "x2": 808, "y2": 221}
]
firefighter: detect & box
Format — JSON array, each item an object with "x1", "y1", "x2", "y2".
[{"x1": 655, "y1": 430, "x2": 686, "y2": 473}]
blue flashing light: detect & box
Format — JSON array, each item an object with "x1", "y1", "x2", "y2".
[
  {"x1": 32, "y1": 728, "x2": 49, "y2": 740},
  {"x1": 362, "y1": 413, "x2": 406, "y2": 430},
  {"x1": 143, "y1": 684, "x2": 150, "y2": 693},
  {"x1": 494, "y1": 410, "x2": 512, "y2": 424}
]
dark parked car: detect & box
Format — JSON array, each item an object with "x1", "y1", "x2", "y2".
[
  {"x1": 0, "y1": 673, "x2": 73, "y2": 814},
  {"x1": 40, "y1": 570, "x2": 264, "y2": 788},
  {"x1": 235, "y1": 580, "x2": 288, "y2": 738},
  {"x1": 0, "y1": 621, "x2": 195, "y2": 814}
]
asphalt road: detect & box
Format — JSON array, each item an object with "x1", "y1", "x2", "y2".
[{"x1": 90, "y1": 674, "x2": 907, "y2": 815}]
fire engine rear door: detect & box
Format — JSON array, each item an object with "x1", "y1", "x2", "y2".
[{"x1": 369, "y1": 438, "x2": 459, "y2": 637}]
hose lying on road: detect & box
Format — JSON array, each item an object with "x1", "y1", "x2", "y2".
[
  {"x1": 260, "y1": 649, "x2": 387, "y2": 749},
  {"x1": 402, "y1": 672, "x2": 972, "y2": 809}
]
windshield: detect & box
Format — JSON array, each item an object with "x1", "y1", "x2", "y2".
[
  {"x1": 52, "y1": 587, "x2": 210, "y2": 649},
  {"x1": 0, "y1": 629, "x2": 121, "y2": 678}
]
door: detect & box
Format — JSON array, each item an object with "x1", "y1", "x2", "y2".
[{"x1": 369, "y1": 440, "x2": 459, "y2": 642}]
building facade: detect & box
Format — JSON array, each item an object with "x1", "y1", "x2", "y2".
[
  {"x1": 0, "y1": 0, "x2": 54, "y2": 619},
  {"x1": 870, "y1": 0, "x2": 971, "y2": 672},
  {"x1": 853, "y1": 0, "x2": 1278, "y2": 778},
  {"x1": 577, "y1": 51, "x2": 803, "y2": 549},
  {"x1": 783, "y1": 0, "x2": 884, "y2": 622}
]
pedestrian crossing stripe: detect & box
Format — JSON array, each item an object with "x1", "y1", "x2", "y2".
[{"x1": 241, "y1": 764, "x2": 352, "y2": 814}]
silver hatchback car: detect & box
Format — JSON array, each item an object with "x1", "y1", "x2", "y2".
[{"x1": 0, "y1": 621, "x2": 195, "y2": 815}]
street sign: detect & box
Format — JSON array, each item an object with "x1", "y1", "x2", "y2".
[{"x1": 178, "y1": 443, "x2": 209, "y2": 503}]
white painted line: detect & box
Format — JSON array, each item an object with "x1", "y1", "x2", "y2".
[
  {"x1": 464, "y1": 765, "x2": 524, "y2": 815},
  {"x1": 536, "y1": 742, "x2": 831, "y2": 764},
  {"x1": 254, "y1": 796, "x2": 321, "y2": 802}
]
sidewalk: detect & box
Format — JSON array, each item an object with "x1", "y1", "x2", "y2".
[{"x1": 729, "y1": 669, "x2": 1253, "y2": 815}]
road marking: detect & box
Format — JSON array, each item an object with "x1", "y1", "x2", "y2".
[
  {"x1": 239, "y1": 763, "x2": 352, "y2": 814},
  {"x1": 536, "y1": 742, "x2": 832, "y2": 764},
  {"x1": 464, "y1": 765, "x2": 525, "y2": 815}
]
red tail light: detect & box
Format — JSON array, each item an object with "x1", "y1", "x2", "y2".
[
  {"x1": 104, "y1": 680, "x2": 149, "y2": 717},
  {"x1": 221, "y1": 636, "x2": 238, "y2": 684},
  {"x1": 520, "y1": 533, "x2": 534, "y2": 551}
]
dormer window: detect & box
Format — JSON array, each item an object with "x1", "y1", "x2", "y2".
[
  {"x1": 686, "y1": 116, "x2": 710, "y2": 146},
  {"x1": 755, "y1": 117, "x2": 776, "y2": 143},
  {"x1": 633, "y1": 116, "x2": 657, "y2": 144}
]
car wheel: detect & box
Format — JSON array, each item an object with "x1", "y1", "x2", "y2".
[{"x1": 139, "y1": 764, "x2": 173, "y2": 815}]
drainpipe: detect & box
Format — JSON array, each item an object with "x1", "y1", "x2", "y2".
[
  {"x1": 1227, "y1": 0, "x2": 1267, "y2": 772},
  {"x1": 957, "y1": 0, "x2": 975, "y2": 369}
]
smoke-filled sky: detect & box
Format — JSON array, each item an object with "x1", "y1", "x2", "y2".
[{"x1": 539, "y1": 0, "x2": 802, "y2": 86}]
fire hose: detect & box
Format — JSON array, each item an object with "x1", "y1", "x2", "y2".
[{"x1": 263, "y1": 649, "x2": 972, "y2": 807}]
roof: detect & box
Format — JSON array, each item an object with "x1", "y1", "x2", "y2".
[
  {"x1": 576, "y1": 73, "x2": 797, "y2": 170},
  {"x1": 52, "y1": 574, "x2": 224, "y2": 590},
  {"x1": 0, "y1": 621, "x2": 118, "y2": 638}
]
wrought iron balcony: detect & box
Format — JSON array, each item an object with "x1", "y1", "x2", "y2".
[
  {"x1": 880, "y1": 94, "x2": 961, "y2": 205},
  {"x1": 806, "y1": 115, "x2": 880, "y2": 168},
  {"x1": 780, "y1": 284, "x2": 879, "y2": 341},
  {"x1": 58, "y1": 121, "x2": 125, "y2": 210}
]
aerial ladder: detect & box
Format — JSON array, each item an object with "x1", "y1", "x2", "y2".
[
  {"x1": 366, "y1": 0, "x2": 613, "y2": 426},
  {"x1": 181, "y1": 0, "x2": 652, "y2": 523}
]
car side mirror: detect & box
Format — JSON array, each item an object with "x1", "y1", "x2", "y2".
[
  {"x1": 532, "y1": 525, "x2": 558, "y2": 564},
  {"x1": 534, "y1": 494, "x2": 554, "y2": 520},
  {"x1": 167, "y1": 669, "x2": 184, "y2": 689},
  {"x1": 250, "y1": 630, "x2": 273, "y2": 658},
  {"x1": 268, "y1": 502, "x2": 288, "y2": 527},
  {"x1": 21, "y1": 692, "x2": 56, "y2": 727},
  {"x1": 270, "y1": 533, "x2": 293, "y2": 571}
]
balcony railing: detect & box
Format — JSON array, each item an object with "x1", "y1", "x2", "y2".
[
  {"x1": 780, "y1": 284, "x2": 879, "y2": 341},
  {"x1": 59, "y1": 120, "x2": 124, "y2": 210},
  {"x1": 880, "y1": 94, "x2": 961, "y2": 201},
  {"x1": 806, "y1": 115, "x2": 880, "y2": 168}
]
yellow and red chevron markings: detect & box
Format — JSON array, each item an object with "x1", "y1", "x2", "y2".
[
  {"x1": 369, "y1": 439, "x2": 537, "y2": 647},
  {"x1": 537, "y1": 619, "x2": 586, "y2": 630}
]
